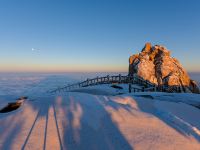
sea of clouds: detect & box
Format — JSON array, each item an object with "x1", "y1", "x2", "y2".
[{"x1": 0, "y1": 72, "x2": 127, "y2": 96}]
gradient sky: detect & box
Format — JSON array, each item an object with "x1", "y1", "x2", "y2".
[{"x1": 0, "y1": 0, "x2": 200, "y2": 72}]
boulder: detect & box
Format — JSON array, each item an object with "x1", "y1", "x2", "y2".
[{"x1": 129, "y1": 43, "x2": 200, "y2": 93}]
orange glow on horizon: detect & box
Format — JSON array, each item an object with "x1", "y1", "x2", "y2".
[
  {"x1": 0, "y1": 63, "x2": 128, "y2": 73},
  {"x1": 0, "y1": 62, "x2": 198, "y2": 73}
]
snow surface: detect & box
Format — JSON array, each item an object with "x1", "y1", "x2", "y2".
[{"x1": 0, "y1": 73, "x2": 200, "y2": 150}]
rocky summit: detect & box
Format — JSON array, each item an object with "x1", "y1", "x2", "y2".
[{"x1": 129, "y1": 43, "x2": 200, "y2": 93}]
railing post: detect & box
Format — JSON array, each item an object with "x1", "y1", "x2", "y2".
[
  {"x1": 96, "y1": 76, "x2": 99, "y2": 84},
  {"x1": 119, "y1": 74, "x2": 121, "y2": 83},
  {"x1": 129, "y1": 84, "x2": 131, "y2": 93},
  {"x1": 107, "y1": 75, "x2": 109, "y2": 83},
  {"x1": 178, "y1": 86, "x2": 181, "y2": 93},
  {"x1": 128, "y1": 76, "x2": 130, "y2": 84},
  {"x1": 142, "y1": 87, "x2": 145, "y2": 92},
  {"x1": 145, "y1": 80, "x2": 148, "y2": 88}
]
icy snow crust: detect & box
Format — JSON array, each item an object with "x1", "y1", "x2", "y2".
[{"x1": 0, "y1": 73, "x2": 200, "y2": 150}]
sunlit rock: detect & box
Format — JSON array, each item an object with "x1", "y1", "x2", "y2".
[{"x1": 129, "y1": 43, "x2": 200, "y2": 93}]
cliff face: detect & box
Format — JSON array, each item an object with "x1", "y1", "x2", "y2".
[{"x1": 129, "y1": 43, "x2": 200, "y2": 93}]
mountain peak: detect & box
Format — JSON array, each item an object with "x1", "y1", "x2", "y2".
[{"x1": 129, "y1": 43, "x2": 200, "y2": 93}]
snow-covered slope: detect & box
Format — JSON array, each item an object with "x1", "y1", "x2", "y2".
[
  {"x1": 0, "y1": 73, "x2": 200, "y2": 150},
  {"x1": 0, "y1": 92, "x2": 200, "y2": 150}
]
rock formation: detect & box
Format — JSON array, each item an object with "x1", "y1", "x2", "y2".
[{"x1": 129, "y1": 43, "x2": 200, "y2": 93}]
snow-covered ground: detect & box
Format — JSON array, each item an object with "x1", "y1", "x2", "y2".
[
  {"x1": 0, "y1": 92, "x2": 200, "y2": 150},
  {"x1": 0, "y1": 73, "x2": 200, "y2": 150}
]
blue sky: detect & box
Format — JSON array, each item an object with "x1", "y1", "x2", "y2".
[{"x1": 0, "y1": 0, "x2": 200, "y2": 72}]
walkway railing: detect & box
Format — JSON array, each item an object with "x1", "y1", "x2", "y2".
[{"x1": 49, "y1": 74, "x2": 159, "y2": 94}]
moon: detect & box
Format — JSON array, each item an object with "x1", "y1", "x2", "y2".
[{"x1": 32, "y1": 48, "x2": 38, "y2": 51}]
